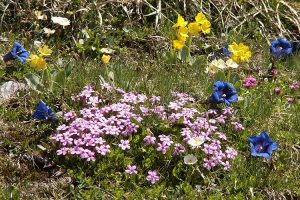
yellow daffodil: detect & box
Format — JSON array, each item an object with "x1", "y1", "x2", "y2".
[
  {"x1": 28, "y1": 55, "x2": 47, "y2": 71},
  {"x1": 176, "y1": 26, "x2": 189, "y2": 41},
  {"x1": 173, "y1": 40, "x2": 185, "y2": 50},
  {"x1": 200, "y1": 20, "x2": 211, "y2": 34},
  {"x1": 38, "y1": 45, "x2": 52, "y2": 57},
  {"x1": 228, "y1": 42, "x2": 251, "y2": 63},
  {"x1": 102, "y1": 54, "x2": 111, "y2": 64},
  {"x1": 195, "y1": 13, "x2": 207, "y2": 24},
  {"x1": 172, "y1": 15, "x2": 188, "y2": 28},
  {"x1": 188, "y1": 22, "x2": 201, "y2": 36}
]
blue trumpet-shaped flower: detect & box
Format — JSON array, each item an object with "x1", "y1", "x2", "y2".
[
  {"x1": 248, "y1": 132, "x2": 278, "y2": 159},
  {"x1": 210, "y1": 81, "x2": 238, "y2": 107},
  {"x1": 3, "y1": 42, "x2": 29, "y2": 64},
  {"x1": 32, "y1": 100, "x2": 55, "y2": 120},
  {"x1": 270, "y1": 39, "x2": 292, "y2": 59},
  {"x1": 223, "y1": 44, "x2": 232, "y2": 56}
]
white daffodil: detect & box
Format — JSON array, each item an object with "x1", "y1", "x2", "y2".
[
  {"x1": 43, "y1": 28, "x2": 55, "y2": 36},
  {"x1": 188, "y1": 137, "x2": 205, "y2": 148},
  {"x1": 226, "y1": 59, "x2": 239, "y2": 69},
  {"x1": 51, "y1": 16, "x2": 70, "y2": 27},
  {"x1": 184, "y1": 154, "x2": 198, "y2": 165}
]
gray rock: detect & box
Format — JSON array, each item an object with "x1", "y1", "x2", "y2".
[{"x1": 0, "y1": 81, "x2": 27, "y2": 104}]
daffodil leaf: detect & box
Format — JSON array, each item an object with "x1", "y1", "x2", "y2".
[
  {"x1": 180, "y1": 46, "x2": 190, "y2": 61},
  {"x1": 54, "y1": 70, "x2": 66, "y2": 88},
  {"x1": 229, "y1": 72, "x2": 240, "y2": 84},
  {"x1": 64, "y1": 62, "x2": 73, "y2": 77},
  {"x1": 24, "y1": 74, "x2": 44, "y2": 92},
  {"x1": 214, "y1": 71, "x2": 226, "y2": 82}
]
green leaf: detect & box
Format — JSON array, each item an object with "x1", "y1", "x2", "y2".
[
  {"x1": 24, "y1": 74, "x2": 44, "y2": 92},
  {"x1": 54, "y1": 70, "x2": 66, "y2": 88},
  {"x1": 229, "y1": 72, "x2": 240, "y2": 84},
  {"x1": 214, "y1": 71, "x2": 226, "y2": 82},
  {"x1": 42, "y1": 69, "x2": 53, "y2": 91},
  {"x1": 180, "y1": 46, "x2": 190, "y2": 61},
  {"x1": 164, "y1": 51, "x2": 177, "y2": 65},
  {"x1": 64, "y1": 62, "x2": 73, "y2": 77}
]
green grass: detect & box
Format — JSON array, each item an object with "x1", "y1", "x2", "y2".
[{"x1": 1, "y1": 46, "x2": 300, "y2": 199}]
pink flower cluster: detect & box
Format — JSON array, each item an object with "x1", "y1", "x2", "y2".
[
  {"x1": 243, "y1": 77, "x2": 257, "y2": 88},
  {"x1": 52, "y1": 83, "x2": 241, "y2": 181}
]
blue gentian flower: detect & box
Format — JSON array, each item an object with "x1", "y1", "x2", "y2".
[
  {"x1": 32, "y1": 100, "x2": 55, "y2": 120},
  {"x1": 270, "y1": 39, "x2": 292, "y2": 59},
  {"x1": 223, "y1": 44, "x2": 232, "y2": 56},
  {"x1": 248, "y1": 132, "x2": 278, "y2": 159},
  {"x1": 3, "y1": 42, "x2": 29, "y2": 64},
  {"x1": 210, "y1": 81, "x2": 238, "y2": 106}
]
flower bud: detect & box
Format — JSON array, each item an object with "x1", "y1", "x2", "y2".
[{"x1": 274, "y1": 87, "x2": 280, "y2": 94}]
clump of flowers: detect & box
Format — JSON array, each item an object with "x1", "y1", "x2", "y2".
[
  {"x1": 206, "y1": 58, "x2": 239, "y2": 74},
  {"x1": 243, "y1": 77, "x2": 257, "y2": 88},
  {"x1": 224, "y1": 42, "x2": 251, "y2": 63},
  {"x1": 27, "y1": 44, "x2": 52, "y2": 71},
  {"x1": 52, "y1": 83, "x2": 241, "y2": 183},
  {"x1": 172, "y1": 13, "x2": 211, "y2": 50}
]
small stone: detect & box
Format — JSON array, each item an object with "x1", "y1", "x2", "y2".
[{"x1": 0, "y1": 81, "x2": 27, "y2": 104}]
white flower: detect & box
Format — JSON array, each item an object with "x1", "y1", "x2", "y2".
[
  {"x1": 78, "y1": 39, "x2": 84, "y2": 45},
  {"x1": 100, "y1": 48, "x2": 115, "y2": 54},
  {"x1": 188, "y1": 137, "x2": 205, "y2": 148},
  {"x1": 184, "y1": 154, "x2": 198, "y2": 165},
  {"x1": 211, "y1": 59, "x2": 227, "y2": 70},
  {"x1": 51, "y1": 16, "x2": 70, "y2": 26},
  {"x1": 43, "y1": 28, "x2": 55, "y2": 36},
  {"x1": 34, "y1": 40, "x2": 42, "y2": 47},
  {"x1": 206, "y1": 59, "x2": 227, "y2": 74},
  {"x1": 226, "y1": 59, "x2": 238, "y2": 68},
  {"x1": 35, "y1": 11, "x2": 47, "y2": 20},
  {"x1": 205, "y1": 64, "x2": 218, "y2": 74}
]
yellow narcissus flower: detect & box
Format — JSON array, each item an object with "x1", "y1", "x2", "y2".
[
  {"x1": 176, "y1": 26, "x2": 189, "y2": 41},
  {"x1": 172, "y1": 15, "x2": 188, "y2": 28},
  {"x1": 195, "y1": 13, "x2": 207, "y2": 24},
  {"x1": 228, "y1": 42, "x2": 251, "y2": 63},
  {"x1": 38, "y1": 45, "x2": 52, "y2": 57},
  {"x1": 188, "y1": 22, "x2": 201, "y2": 36},
  {"x1": 200, "y1": 20, "x2": 211, "y2": 34},
  {"x1": 173, "y1": 40, "x2": 185, "y2": 50},
  {"x1": 102, "y1": 54, "x2": 111, "y2": 64},
  {"x1": 28, "y1": 55, "x2": 47, "y2": 71}
]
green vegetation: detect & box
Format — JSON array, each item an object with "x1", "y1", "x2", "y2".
[{"x1": 0, "y1": 0, "x2": 299, "y2": 199}]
